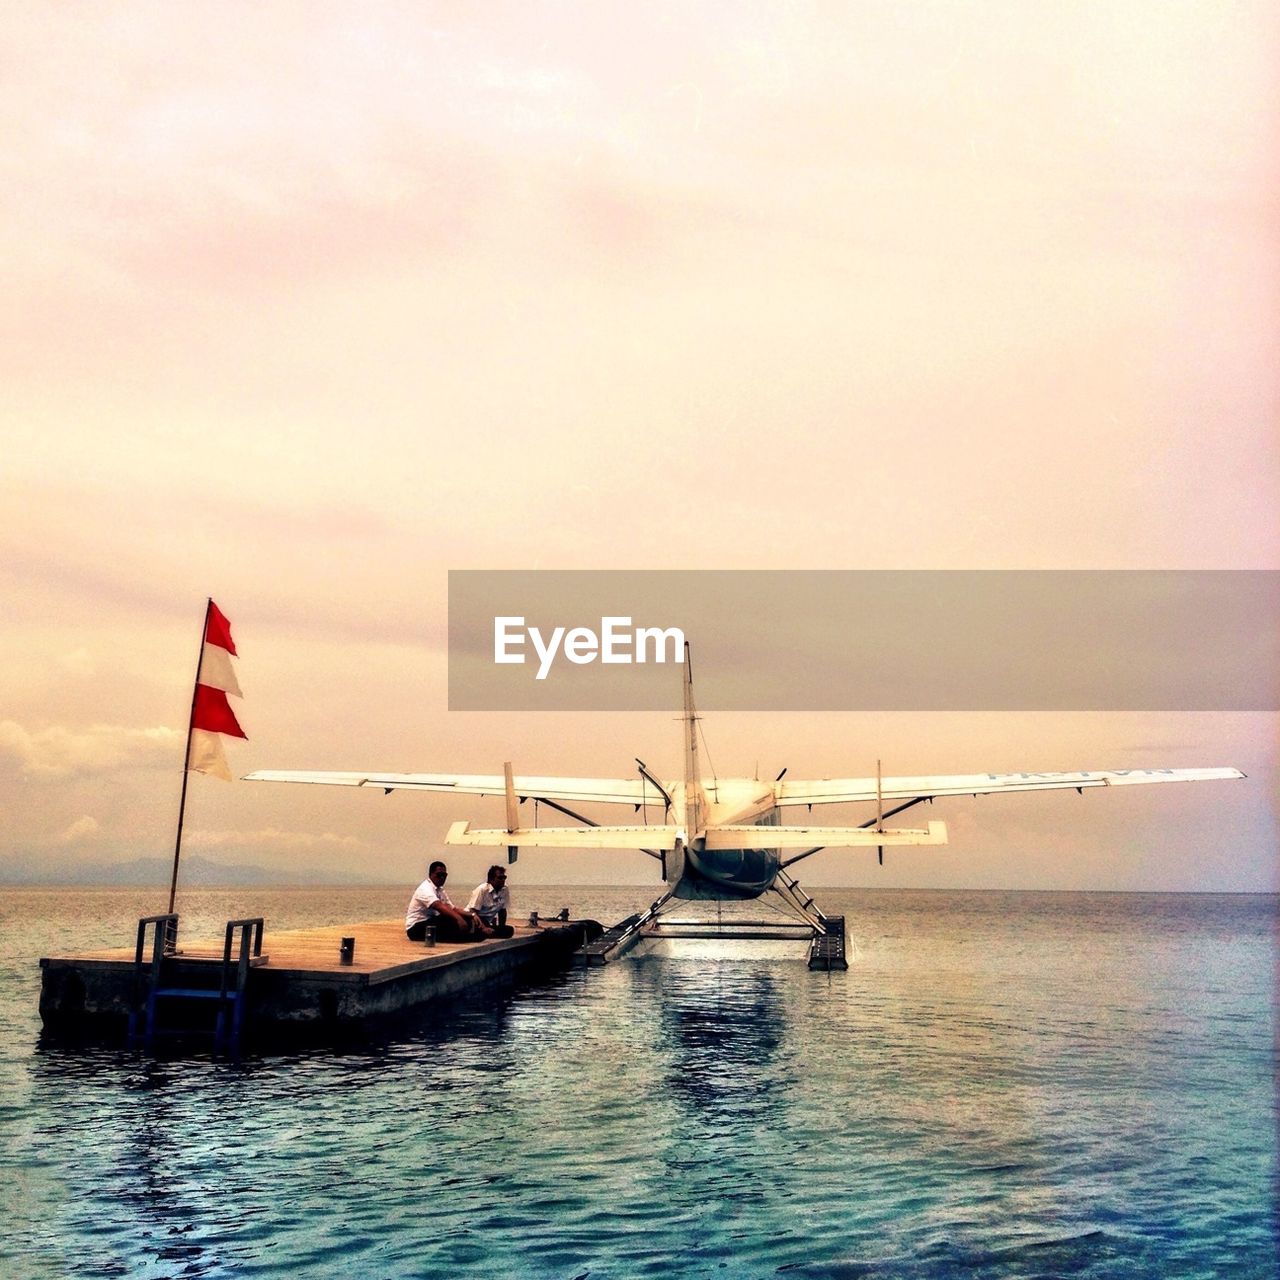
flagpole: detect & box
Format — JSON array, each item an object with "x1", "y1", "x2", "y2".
[{"x1": 168, "y1": 597, "x2": 212, "y2": 915}]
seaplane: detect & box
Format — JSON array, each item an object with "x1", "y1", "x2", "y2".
[{"x1": 246, "y1": 646, "x2": 1243, "y2": 967}]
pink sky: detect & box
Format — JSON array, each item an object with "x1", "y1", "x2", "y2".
[{"x1": 2, "y1": 3, "x2": 1276, "y2": 890}]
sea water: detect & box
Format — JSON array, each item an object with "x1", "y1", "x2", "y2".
[{"x1": 0, "y1": 887, "x2": 1274, "y2": 1279}]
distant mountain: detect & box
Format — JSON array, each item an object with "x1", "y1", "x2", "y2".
[{"x1": 0, "y1": 854, "x2": 401, "y2": 887}]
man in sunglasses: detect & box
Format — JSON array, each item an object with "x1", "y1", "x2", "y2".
[
  {"x1": 466, "y1": 864, "x2": 515, "y2": 938},
  {"x1": 405, "y1": 860, "x2": 491, "y2": 942}
]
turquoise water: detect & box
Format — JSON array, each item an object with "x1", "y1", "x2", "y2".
[{"x1": 1, "y1": 887, "x2": 1275, "y2": 1278}]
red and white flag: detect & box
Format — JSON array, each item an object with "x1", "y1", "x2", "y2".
[{"x1": 187, "y1": 600, "x2": 246, "y2": 781}]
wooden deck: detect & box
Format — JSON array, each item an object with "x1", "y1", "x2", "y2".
[
  {"x1": 49, "y1": 918, "x2": 549, "y2": 980},
  {"x1": 39, "y1": 916, "x2": 600, "y2": 1041}
]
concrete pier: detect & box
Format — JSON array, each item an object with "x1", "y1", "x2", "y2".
[{"x1": 39, "y1": 916, "x2": 601, "y2": 1045}]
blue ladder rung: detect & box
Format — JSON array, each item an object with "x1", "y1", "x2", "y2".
[{"x1": 154, "y1": 988, "x2": 230, "y2": 1000}]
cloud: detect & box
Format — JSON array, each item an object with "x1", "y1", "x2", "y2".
[
  {"x1": 0, "y1": 720, "x2": 181, "y2": 778},
  {"x1": 57, "y1": 815, "x2": 100, "y2": 844},
  {"x1": 185, "y1": 827, "x2": 368, "y2": 853}
]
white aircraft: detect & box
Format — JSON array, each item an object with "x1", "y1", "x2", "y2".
[{"x1": 246, "y1": 646, "x2": 1243, "y2": 963}]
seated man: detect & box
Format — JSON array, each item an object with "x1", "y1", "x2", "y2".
[
  {"x1": 466, "y1": 865, "x2": 515, "y2": 938},
  {"x1": 405, "y1": 860, "x2": 491, "y2": 942}
]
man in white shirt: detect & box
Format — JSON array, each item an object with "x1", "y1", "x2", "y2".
[
  {"x1": 466, "y1": 865, "x2": 514, "y2": 938},
  {"x1": 405, "y1": 861, "x2": 490, "y2": 942}
]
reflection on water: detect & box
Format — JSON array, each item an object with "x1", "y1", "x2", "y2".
[
  {"x1": 631, "y1": 957, "x2": 784, "y2": 1118},
  {"x1": 2, "y1": 888, "x2": 1276, "y2": 1279}
]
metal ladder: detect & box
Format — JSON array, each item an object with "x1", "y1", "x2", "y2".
[
  {"x1": 129, "y1": 915, "x2": 264, "y2": 1050},
  {"x1": 581, "y1": 891, "x2": 674, "y2": 965},
  {"x1": 772, "y1": 866, "x2": 825, "y2": 929}
]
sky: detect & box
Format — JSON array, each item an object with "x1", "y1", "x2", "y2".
[{"x1": 2, "y1": 2, "x2": 1276, "y2": 894}]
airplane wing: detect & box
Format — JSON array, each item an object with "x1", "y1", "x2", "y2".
[
  {"x1": 776, "y1": 768, "x2": 1245, "y2": 807},
  {"x1": 243, "y1": 770, "x2": 653, "y2": 807}
]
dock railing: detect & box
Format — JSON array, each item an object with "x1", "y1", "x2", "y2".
[
  {"x1": 216, "y1": 918, "x2": 265, "y2": 1048},
  {"x1": 128, "y1": 914, "x2": 179, "y2": 1041}
]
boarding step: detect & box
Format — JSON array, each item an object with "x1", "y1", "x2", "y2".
[
  {"x1": 582, "y1": 892, "x2": 681, "y2": 965},
  {"x1": 808, "y1": 915, "x2": 848, "y2": 971},
  {"x1": 581, "y1": 913, "x2": 643, "y2": 966}
]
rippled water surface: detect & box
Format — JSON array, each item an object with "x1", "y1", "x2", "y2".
[{"x1": 2, "y1": 887, "x2": 1275, "y2": 1278}]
